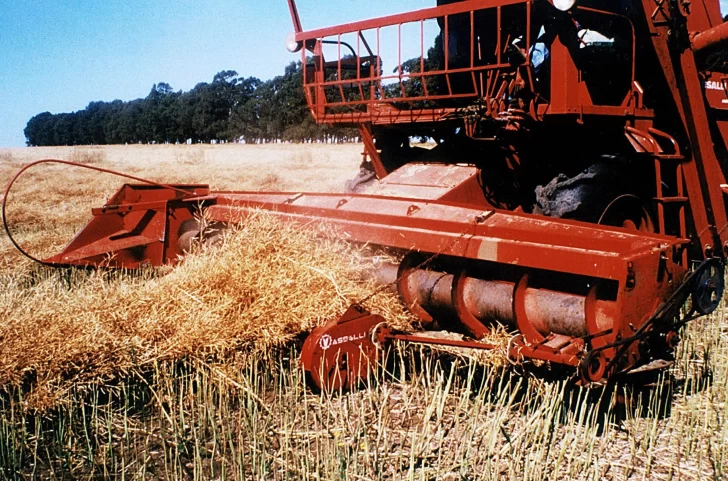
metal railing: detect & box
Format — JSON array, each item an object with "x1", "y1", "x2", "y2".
[{"x1": 295, "y1": 0, "x2": 533, "y2": 124}]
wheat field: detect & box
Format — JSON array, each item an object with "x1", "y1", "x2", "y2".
[{"x1": 0, "y1": 144, "x2": 727, "y2": 480}]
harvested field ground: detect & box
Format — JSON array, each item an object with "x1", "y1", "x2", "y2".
[{"x1": 0, "y1": 144, "x2": 727, "y2": 480}]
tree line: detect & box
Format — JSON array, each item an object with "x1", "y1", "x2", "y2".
[{"x1": 24, "y1": 63, "x2": 356, "y2": 146}]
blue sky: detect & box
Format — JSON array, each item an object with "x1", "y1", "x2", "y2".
[
  {"x1": 0, "y1": 0, "x2": 426, "y2": 147},
  {"x1": 1, "y1": 0, "x2": 727, "y2": 147}
]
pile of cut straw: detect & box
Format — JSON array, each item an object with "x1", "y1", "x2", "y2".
[{"x1": 0, "y1": 213, "x2": 412, "y2": 408}]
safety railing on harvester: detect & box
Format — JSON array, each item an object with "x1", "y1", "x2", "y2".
[
  {"x1": 289, "y1": 0, "x2": 650, "y2": 125},
  {"x1": 294, "y1": 0, "x2": 534, "y2": 124}
]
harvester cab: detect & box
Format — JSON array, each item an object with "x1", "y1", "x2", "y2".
[{"x1": 4, "y1": 0, "x2": 728, "y2": 390}]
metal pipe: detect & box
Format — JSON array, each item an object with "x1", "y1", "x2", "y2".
[
  {"x1": 370, "y1": 264, "x2": 615, "y2": 338},
  {"x1": 692, "y1": 22, "x2": 728, "y2": 55}
]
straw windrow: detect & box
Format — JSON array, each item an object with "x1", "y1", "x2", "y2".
[{"x1": 0, "y1": 212, "x2": 416, "y2": 409}]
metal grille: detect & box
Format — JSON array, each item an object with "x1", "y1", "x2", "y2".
[{"x1": 297, "y1": 0, "x2": 532, "y2": 124}]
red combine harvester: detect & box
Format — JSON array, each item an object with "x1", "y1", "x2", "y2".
[{"x1": 5, "y1": 0, "x2": 728, "y2": 390}]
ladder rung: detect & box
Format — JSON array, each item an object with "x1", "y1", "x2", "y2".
[
  {"x1": 653, "y1": 196, "x2": 688, "y2": 203},
  {"x1": 653, "y1": 154, "x2": 685, "y2": 161}
]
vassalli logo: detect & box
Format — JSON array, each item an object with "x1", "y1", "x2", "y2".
[{"x1": 319, "y1": 332, "x2": 366, "y2": 350}]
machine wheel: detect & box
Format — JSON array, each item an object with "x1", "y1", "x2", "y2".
[
  {"x1": 581, "y1": 350, "x2": 608, "y2": 383},
  {"x1": 597, "y1": 194, "x2": 655, "y2": 232},
  {"x1": 533, "y1": 161, "x2": 630, "y2": 223},
  {"x1": 691, "y1": 259, "x2": 725, "y2": 315},
  {"x1": 177, "y1": 218, "x2": 225, "y2": 253}
]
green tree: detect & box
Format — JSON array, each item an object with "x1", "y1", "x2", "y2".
[
  {"x1": 23, "y1": 64, "x2": 359, "y2": 146},
  {"x1": 24, "y1": 112, "x2": 56, "y2": 146}
]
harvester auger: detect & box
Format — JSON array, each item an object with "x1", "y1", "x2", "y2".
[{"x1": 5, "y1": 0, "x2": 728, "y2": 390}]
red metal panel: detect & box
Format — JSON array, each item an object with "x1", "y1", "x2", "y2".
[
  {"x1": 204, "y1": 190, "x2": 680, "y2": 281},
  {"x1": 368, "y1": 163, "x2": 489, "y2": 206}
]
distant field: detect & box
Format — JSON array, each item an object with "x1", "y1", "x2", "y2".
[{"x1": 0, "y1": 144, "x2": 726, "y2": 480}]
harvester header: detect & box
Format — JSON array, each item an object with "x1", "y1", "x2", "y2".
[{"x1": 4, "y1": 0, "x2": 728, "y2": 390}]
